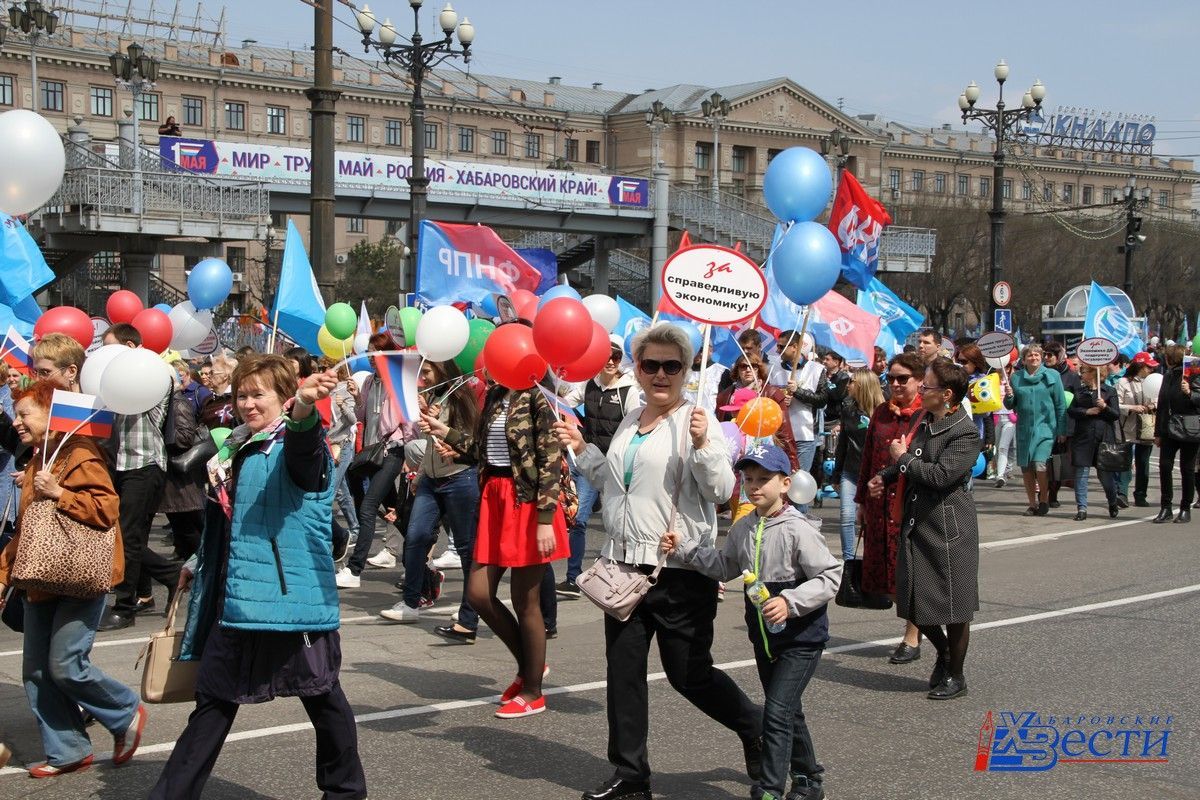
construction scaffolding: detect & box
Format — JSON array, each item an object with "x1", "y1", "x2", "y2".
[{"x1": 50, "y1": 0, "x2": 227, "y2": 46}]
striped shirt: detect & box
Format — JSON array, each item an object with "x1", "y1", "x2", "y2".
[{"x1": 486, "y1": 403, "x2": 511, "y2": 467}]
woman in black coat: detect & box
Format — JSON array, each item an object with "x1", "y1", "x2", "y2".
[
  {"x1": 1065, "y1": 363, "x2": 1121, "y2": 521},
  {"x1": 1154, "y1": 344, "x2": 1200, "y2": 523}
]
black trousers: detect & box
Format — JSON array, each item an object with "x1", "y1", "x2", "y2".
[
  {"x1": 167, "y1": 509, "x2": 205, "y2": 561},
  {"x1": 149, "y1": 685, "x2": 366, "y2": 800},
  {"x1": 113, "y1": 465, "x2": 179, "y2": 614},
  {"x1": 1158, "y1": 439, "x2": 1199, "y2": 509},
  {"x1": 604, "y1": 568, "x2": 762, "y2": 781},
  {"x1": 1132, "y1": 442, "x2": 1153, "y2": 503}
]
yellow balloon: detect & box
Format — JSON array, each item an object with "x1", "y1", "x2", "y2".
[{"x1": 317, "y1": 325, "x2": 354, "y2": 361}]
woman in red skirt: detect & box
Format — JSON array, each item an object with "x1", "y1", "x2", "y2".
[{"x1": 424, "y1": 370, "x2": 567, "y2": 719}]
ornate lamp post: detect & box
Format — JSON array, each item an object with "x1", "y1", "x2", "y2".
[
  {"x1": 701, "y1": 91, "x2": 730, "y2": 203},
  {"x1": 1115, "y1": 177, "x2": 1151, "y2": 297},
  {"x1": 646, "y1": 100, "x2": 673, "y2": 308},
  {"x1": 357, "y1": 1, "x2": 474, "y2": 293},
  {"x1": 110, "y1": 42, "x2": 159, "y2": 216},
  {"x1": 8, "y1": 1, "x2": 58, "y2": 111},
  {"x1": 958, "y1": 60, "x2": 1045, "y2": 331}
]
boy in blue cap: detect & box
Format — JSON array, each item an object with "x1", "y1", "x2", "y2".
[{"x1": 662, "y1": 443, "x2": 841, "y2": 800}]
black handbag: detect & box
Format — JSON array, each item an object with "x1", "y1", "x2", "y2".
[
  {"x1": 1095, "y1": 421, "x2": 1133, "y2": 473},
  {"x1": 168, "y1": 428, "x2": 215, "y2": 477},
  {"x1": 1167, "y1": 413, "x2": 1200, "y2": 443},
  {"x1": 835, "y1": 528, "x2": 893, "y2": 610},
  {"x1": 347, "y1": 437, "x2": 393, "y2": 477}
]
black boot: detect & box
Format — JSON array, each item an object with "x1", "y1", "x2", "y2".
[
  {"x1": 1073, "y1": 508, "x2": 1087, "y2": 521},
  {"x1": 1174, "y1": 509, "x2": 1192, "y2": 524},
  {"x1": 581, "y1": 775, "x2": 652, "y2": 800},
  {"x1": 1153, "y1": 507, "x2": 1174, "y2": 524}
]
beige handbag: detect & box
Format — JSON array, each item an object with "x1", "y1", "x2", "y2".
[
  {"x1": 11, "y1": 498, "x2": 115, "y2": 599},
  {"x1": 136, "y1": 591, "x2": 199, "y2": 704}
]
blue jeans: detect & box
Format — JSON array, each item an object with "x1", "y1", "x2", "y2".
[
  {"x1": 795, "y1": 439, "x2": 817, "y2": 514},
  {"x1": 402, "y1": 469, "x2": 480, "y2": 630},
  {"x1": 23, "y1": 593, "x2": 140, "y2": 766},
  {"x1": 566, "y1": 464, "x2": 600, "y2": 582},
  {"x1": 1074, "y1": 464, "x2": 1118, "y2": 509},
  {"x1": 754, "y1": 645, "x2": 824, "y2": 800},
  {"x1": 332, "y1": 452, "x2": 359, "y2": 538},
  {"x1": 349, "y1": 449, "x2": 406, "y2": 576},
  {"x1": 838, "y1": 476, "x2": 857, "y2": 562}
]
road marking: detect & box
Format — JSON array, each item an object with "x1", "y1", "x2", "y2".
[{"x1": 2, "y1": 583, "x2": 1194, "y2": 777}]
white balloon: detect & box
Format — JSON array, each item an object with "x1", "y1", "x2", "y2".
[
  {"x1": 787, "y1": 469, "x2": 819, "y2": 505},
  {"x1": 351, "y1": 370, "x2": 371, "y2": 393},
  {"x1": 415, "y1": 305, "x2": 469, "y2": 362},
  {"x1": 985, "y1": 355, "x2": 1009, "y2": 371},
  {"x1": 1143, "y1": 372, "x2": 1163, "y2": 403},
  {"x1": 98, "y1": 348, "x2": 173, "y2": 415},
  {"x1": 168, "y1": 301, "x2": 214, "y2": 350},
  {"x1": 0, "y1": 110, "x2": 66, "y2": 215},
  {"x1": 582, "y1": 294, "x2": 620, "y2": 333},
  {"x1": 353, "y1": 332, "x2": 370, "y2": 355},
  {"x1": 80, "y1": 344, "x2": 129, "y2": 396}
]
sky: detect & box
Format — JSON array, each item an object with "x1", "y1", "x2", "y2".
[{"x1": 210, "y1": 0, "x2": 1200, "y2": 157}]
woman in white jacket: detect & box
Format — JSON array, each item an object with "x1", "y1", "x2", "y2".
[{"x1": 556, "y1": 323, "x2": 763, "y2": 800}]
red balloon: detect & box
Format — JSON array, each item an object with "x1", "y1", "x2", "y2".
[
  {"x1": 34, "y1": 306, "x2": 93, "y2": 349},
  {"x1": 560, "y1": 322, "x2": 612, "y2": 382},
  {"x1": 132, "y1": 308, "x2": 173, "y2": 353},
  {"x1": 483, "y1": 323, "x2": 547, "y2": 390},
  {"x1": 532, "y1": 298, "x2": 592, "y2": 367},
  {"x1": 512, "y1": 292, "x2": 539, "y2": 322},
  {"x1": 105, "y1": 290, "x2": 143, "y2": 325}
]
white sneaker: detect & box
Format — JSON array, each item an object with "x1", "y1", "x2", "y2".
[
  {"x1": 367, "y1": 550, "x2": 397, "y2": 569},
  {"x1": 379, "y1": 602, "x2": 420, "y2": 623},
  {"x1": 431, "y1": 550, "x2": 462, "y2": 570},
  {"x1": 334, "y1": 567, "x2": 360, "y2": 589}
]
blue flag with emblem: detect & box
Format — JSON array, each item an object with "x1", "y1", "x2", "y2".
[
  {"x1": 856, "y1": 276, "x2": 924, "y2": 355},
  {"x1": 615, "y1": 295, "x2": 651, "y2": 350},
  {"x1": 270, "y1": 220, "x2": 326, "y2": 352},
  {"x1": 1083, "y1": 281, "x2": 1143, "y2": 359}
]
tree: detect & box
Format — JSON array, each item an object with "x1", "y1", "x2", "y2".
[{"x1": 335, "y1": 237, "x2": 404, "y2": 317}]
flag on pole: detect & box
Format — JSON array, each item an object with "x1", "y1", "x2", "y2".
[
  {"x1": 371, "y1": 353, "x2": 422, "y2": 424},
  {"x1": 615, "y1": 295, "x2": 652, "y2": 350},
  {"x1": 809, "y1": 290, "x2": 882, "y2": 367},
  {"x1": 415, "y1": 221, "x2": 542, "y2": 306},
  {"x1": 1083, "y1": 281, "x2": 1143, "y2": 359},
  {"x1": 48, "y1": 390, "x2": 114, "y2": 438},
  {"x1": 758, "y1": 223, "x2": 806, "y2": 332},
  {"x1": 1, "y1": 325, "x2": 32, "y2": 374},
  {"x1": 856, "y1": 277, "x2": 924, "y2": 355},
  {"x1": 0, "y1": 212, "x2": 55, "y2": 307},
  {"x1": 654, "y1": 232, "x2": 694, "y2": 319},
  {"x1": 1184, "y1": 315, "x2": 1191, "y2": 345},
  {"x1": 271, "y1": 220, "x2": 326, "y2": 352},
  {"x1": 537, "y1": 384, "x2": 580, "y2": 426},
  {"x1": 828, "y1": 170, "x2": 893, "y2": 289}
]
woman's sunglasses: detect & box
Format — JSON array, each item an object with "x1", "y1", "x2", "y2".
[{"x1": 638, "y1": 359, "x2": 684, "y2": 376}]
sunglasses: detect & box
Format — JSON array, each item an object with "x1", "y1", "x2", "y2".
[
  {"x1": 607, "y1": 351, "x2": 623, "y2": 363},
  {"x1": 639, "y1": 358, "x2": 684, "y2": 376},
  {"x1": 919, "y1": 383, "x2": 945, "y2": 393},
  {"x1": 887, "y1": 373, "x2": 914, "y2": 384}
]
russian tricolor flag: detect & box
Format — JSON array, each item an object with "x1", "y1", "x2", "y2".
[
  {"x1": 1, "y1": 325, "x2": 32, "y2": 374},
  {"x1": 537, "y1": 385, "x2": 580, "y2": 427},
  {"x1": 372, "y1": 353, "x2": 422, "y2": 424},
  {"x1": 48, "y1": 390, "x2": 114, "y2": 439}
]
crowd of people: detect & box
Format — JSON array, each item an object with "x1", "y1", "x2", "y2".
[{"x1": 0, "y1": 307, "x2": 1189, "y2": 800}]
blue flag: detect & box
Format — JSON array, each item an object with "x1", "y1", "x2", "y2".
[
  {"x1": 1184, "y1": 315, "x2": 1191, "y2": 344},
  {"x1": 270, "y1": 220, "x2": 326, "y2": 352},
  {"x1": 0, "y1": 294, "x2": 41, "y2": 339},
  {"x1": 759, "y1": 223, "x2": 806, "y2": 331},
  {"x1": 514, "y1": 248, "x2": 559, "y2": 295},
  {"x1": 856, "y1": 276, "x2": 924, "y2": 355},
  {"x1": 0, "y1": 212, "x2": 54, "y2": 306},
  {"x1": 615, "y1": 295, "x2": 651, "y2": 355},
  {"x1": 415, "y1": 221, "x2": 542, "y2": 307},
  {"x1": 1083, "y1": 281, "x2": 1143, "y2": 359}
]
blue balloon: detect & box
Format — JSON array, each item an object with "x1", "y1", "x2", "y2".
[
  {"x1": 762, "y1": 147, "x2": 833, "y2": 223},
  {"x1": 152, "y1": 303, "x2": 172, "y2": 314},
  {"x1": 476, "y1": 294, "x2": 499, "y2": 318},
  {"x1": 187, "y1": 258, "x2": 234, "y2": 310},
  {"x1": 772, "y1": 222, "x2": 842, "y2": 306},
  {"x1": 673, "y1": 320, "x2": 704, "y2": 358},
  {"x1": 538, "y1": 284, "x2": 582, "y2": 308},
  {"x1": 972, "y1": 452, "x2": 987, "y2": 479}
]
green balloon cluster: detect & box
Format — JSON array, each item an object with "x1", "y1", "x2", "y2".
[{"x1": 454, "y1": 318, "x2": 496, "y2": 375}]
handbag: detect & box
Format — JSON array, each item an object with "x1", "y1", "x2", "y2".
[
  {"x1": 835, "y1": 524, "x2": 893, "y2": 610},
  {"x1": 0, "y1": 494, "x2": 24, "y2": 632},
  {"x1": 169, "y1": 428, "x2": 215, "y2": 476},
  {"x1": 135, "y1": 590, "x2": 199, "y2": 704},
  {"x1": 576, "y1": 408, "x2": 686, "y2": 622},
  {"x1": 1134, "y1": 385, "x2": 1157, "y2": 442},
  {"x1": 1167, "y1": 413, "x2": 1200, "y2": 443},
  {"x1": 1095, "y1": 420, "x2": 1133, "y2": 473},
  {"x1": 11, "y1": 495, "x2": 116, "y2": 599},
  {"x1": 347, "y1": 436, "x2": 393, "y2": 477}
]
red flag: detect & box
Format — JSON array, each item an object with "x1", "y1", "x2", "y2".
[
  {"x1": 827, "y1": 170, "x2": 892, "y2": 289},
  {"x1": 655, "y1": 231, "x2": 694, "y2": 317}
]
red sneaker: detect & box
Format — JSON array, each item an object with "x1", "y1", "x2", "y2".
[
  {"x1": 495, "y1": 695, "x2": 546, "y2": 719},
  {"x1": 113, "y1": 704, "x2": 147, "y2": 766},
  {"x1": 28, "y1": 754, "x2": 94, "y2": 778},
  {"x1": 498, "y1": 664, "x2": 550, "y2": 704}
]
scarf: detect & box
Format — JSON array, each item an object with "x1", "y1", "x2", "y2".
[
  {"x1": 886, "y1": 394, "x2": 925, "y2": 527},
  {"x1": 206, "y1": 412, "x2": 289, "y2": 518}
]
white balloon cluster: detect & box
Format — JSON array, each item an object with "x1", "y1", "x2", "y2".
[{"x1": 81, "y1": 343, "x2": 174, "y2": 415}]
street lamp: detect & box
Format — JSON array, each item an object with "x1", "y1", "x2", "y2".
[
  {"x1": 1114, "y1": 177, "x2": 1152, "y2": 297},
  {"x1": 701, "y1": 91, "x2": 731, "y2": 203},
  {"x1": 645, "y1": 100, "x2": 673, "y2": 168},
  {"x1": 358, "y1": 1, "x2": 474, "y2": 293},
  {"x1": 958, "y1": 60, "x2": 1045, "y2": 332},
  {"x1": 110, "y1": 42, "x2": 159, "y2": 214},
  {"x1": 8, "y1": 0, "x2": 58, "y2": 112},
  {"x1": 646, "y1": 100, "x2": 674, "y2": 309}
]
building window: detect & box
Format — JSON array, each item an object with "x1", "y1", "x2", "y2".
[
  {"x1": 524, "y1": 133, "x2": 541, "y2": 159},
  {"x1": 1043, "y1": 182, "x2": 1053, "y2": 202},
  {"x1": 491, "y1": 129, "x2": 507, "y2": 156},
  {"x1": 956, "y1": 174, "x2": 969, "y2": 195},
  {"x1": 89, "y1": 86, "x2": 113, "y2": 117},
  {"x1": 385, "y1": 119, "x2": 402, "y2": 147},
  {"x1": 1159, "y1": 190, "x2": 1170, "y2": 208},
  {"x1": 226, "y1": 247, "x2": 246, "y2": 272},
  {"x1": 979, "y1": 177, "x2": 990, "y2": 197},
  {"x1": 695, "y1": 142, "x2": 713, "y2": 170},
  {"x1": 934, "y1": 172, "x2": 946, "y2": 193},
  {"x1": 266, "y1": 105, "x2": 287, "y2": 135},
  {"x1": 136, "y1": 92, "x2": 159, "y2": 122},
  {"x1": 225, "y1": 101, "x2": 246, "y2": 131},
  {"x1": 1102, "y1": 186, "x2": 1114, "y2": 203},
  {"x1": 0, "y1": 75, "x2": 12, "y2": 106},
  {"x1": 1062, "y1": 184, "x2": 1073, "y2": 203},
  {"x1": 457, "y1": 125, "x2": 475, "y2": 153},
  {"x1": 1082, "y1": 185, "x2": 1093, "y2": 205},
  {"x1": 586, "y1": 139, "x2": 600, "y2": 164},
  {"x1": 182, "y1": 96, "x2": 204, "y2": 127},
  {"x1": 731, "y1": 146, "x2": 751, "y2": 174},
  {"x1": 424, "y1": 122, "x2": 438, "y2": 150},
  {"x1": 346, "y1": 216, "x2": 365, "y2": 233},
  {"x1": 1001, "y1": 179, "x2": 1012, "y2": 199},
  {"x1": 889, "y1": 168, "x2": 901, "y2": 190},
  {"x1": 346, "y1": 115, "x2": 365, "y2": 143},
  {"x1": 40, "y1": 80, "x2": 64, "y2": 112},
  {"x1": 1022, "y1": 181, "x2": 1033, "y2": 201},
  {"x1": 911, "y1": 170, "x2": 924, "y2": 192},
  {"x1": 565, "y1": 138, "x2": 579, "y2": 162}
]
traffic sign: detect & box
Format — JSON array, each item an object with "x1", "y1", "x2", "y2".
[
  {"x1": 992, "y1": 281, "x2": 1012, "y2": 308},
  {"x1": 993, "y1": 309, "x2": 1013, "y2": 334}
]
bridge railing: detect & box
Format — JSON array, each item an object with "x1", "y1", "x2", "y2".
[{"x1": 49, "y1": 166, "x2": 270, "y2": 223}]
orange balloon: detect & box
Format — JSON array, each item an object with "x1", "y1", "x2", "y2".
[{"x1": 735, "y1": 397, "x2": 783, "y2": 438}]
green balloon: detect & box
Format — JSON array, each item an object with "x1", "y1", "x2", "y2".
[
  {"x1": 324, "y1": 302, "x2": 357, "y2": 340},
  {"x1": 1192, "y1": 333, "x2": 1200, "y2": 356},
  {"x1": 454, "y1": 318, "x2": 495, "y2": 374},
  {"x1": 1063, "y1": 390, "x2": 1074, "y2": 407},
  {"x1": 399, "y1": 307, "x2": 423, "y2": 348},
  {"x1": 210, "y1": 426, "x2": 232, "y2": 449}
]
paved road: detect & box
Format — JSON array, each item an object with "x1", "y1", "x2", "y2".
[{"x1": 0, "y1": 474, "x2": 1196, "y2": 800}]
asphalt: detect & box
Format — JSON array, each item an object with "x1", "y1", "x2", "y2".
[{"x1": 0, "y1": 471, "x2": 1196, "y2": 800}]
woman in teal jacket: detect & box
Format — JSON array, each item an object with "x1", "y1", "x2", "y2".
[
  {"x1": 152, "y1": 355, "x2": 365, "y2": 800},
  {"x1": 1004, "y1": 343, "x2": 1065, "y2": 516}
]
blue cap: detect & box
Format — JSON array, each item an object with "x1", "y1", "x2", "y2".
[{"x1": 734, "y1": 442, "x2": 792, "y2": 476}]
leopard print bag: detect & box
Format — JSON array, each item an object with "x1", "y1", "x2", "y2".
[{"x1": 11, "y1": 499, "x2": 116, "y2": 599}]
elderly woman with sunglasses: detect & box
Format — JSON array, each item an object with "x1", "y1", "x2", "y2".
[{"x1": 555, "y1": 324, "x2": 762, "y2": 800}]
